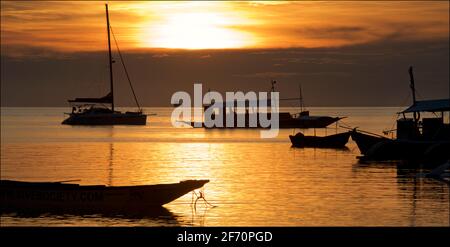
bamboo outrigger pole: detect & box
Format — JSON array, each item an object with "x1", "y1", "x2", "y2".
[{"x1": 408, "y1": 66, "x2": 418, "y2": 123}]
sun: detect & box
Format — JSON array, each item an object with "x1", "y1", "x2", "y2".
[{"x1": 141, "y1": 12, "x2": 253, "y2": 49}]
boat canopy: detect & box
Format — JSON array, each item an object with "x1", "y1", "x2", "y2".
[
  {"x1": 68, "y1": 92, "x2": 112, "y2": 104},
  {"x1": 401, "y1": 99, "x2": 450, "y2": 113}
]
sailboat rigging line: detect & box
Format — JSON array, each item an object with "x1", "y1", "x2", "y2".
[{"x1": 109, "y1": 26, "x2": 142, "y2": 112}]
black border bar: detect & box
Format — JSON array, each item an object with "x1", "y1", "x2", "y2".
[{"x1": 1, "y1": 227, "x2": 449, "y2": 245}]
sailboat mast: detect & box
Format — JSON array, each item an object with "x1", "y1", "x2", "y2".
[{"x1": 106, "y1": 4, "x2": 114, "y2": 112}]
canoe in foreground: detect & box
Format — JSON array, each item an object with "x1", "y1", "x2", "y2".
[
  {"x1": 0, "y1": 179, "x2": 209, "y2": 212},
  {"x1": 289, "y1": 131, "x2": 351, "y2": 148}
]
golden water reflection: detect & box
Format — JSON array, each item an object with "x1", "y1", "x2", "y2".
[
  {"x1": 1, "y1": 107, "x2": 449, "y2": 226},
  {"x1": 2, "y1": 141, "x2": 449, "y2": 226}
]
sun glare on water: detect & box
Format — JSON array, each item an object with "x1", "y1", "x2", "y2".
[{"x1": 142, "y1": 12, "x2": 253, "y2": 49}]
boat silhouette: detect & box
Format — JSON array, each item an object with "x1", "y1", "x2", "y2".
[
  {"x1": 62, "y1": 4, "x2": 146, "y2": 125},
  {"x1": 351, "y1": 66, "x2": 450, "y2": 162},
  {"x1": 289, "y1": 131, "x2": 351, "y2": 148},
  {"x1": 0, "y1": 179, "x2": 209, "y2": 213},
  {"x1": 188, "y1": 81, "x2": 344, "y2": 129}
]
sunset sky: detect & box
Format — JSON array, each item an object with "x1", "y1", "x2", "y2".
[
  {"x1": 1, "y1": 1, "x2": 449, "y2": 106},
  {"x1": 2, "y1": 1, "x2": 449, "y2": 52}
]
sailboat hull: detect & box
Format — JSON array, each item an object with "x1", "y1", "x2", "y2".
[{"x1": 62, "y1": 112, "x2": 147, "y2": 125}]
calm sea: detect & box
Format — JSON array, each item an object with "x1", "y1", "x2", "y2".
[{"x1": 1, "y1": 107, "x2": 449, "y2": 226}]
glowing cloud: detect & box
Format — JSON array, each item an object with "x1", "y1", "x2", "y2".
[
  {"x1": 0, "y1": 1, "x2": 448, "y2": 54},
  {"x1": 142, "y1": 12, "x2": 253, "y2": 49}
]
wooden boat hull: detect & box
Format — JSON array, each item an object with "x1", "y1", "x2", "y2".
[
  {"x1": 62, "y1": 112, "x2": 147, "y2": 125},
  {"x1": 351, "y1": 129, "x2": 450, "y2": 162},
  {"x1": 363, "y1": 140, "x2": 450, "y2": 162},
  {"x1": 350, "y1": 130, "x2": 388, "y2": 155},
  {"x1": 289, "y1": 131, "x2": 351, "y2": 148},
  {"x1": 0, "y1": 180, "x2": 209, "y2": 212}
]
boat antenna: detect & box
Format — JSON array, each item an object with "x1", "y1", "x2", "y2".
[
  {"x1": 105, "y1": 4, "x2": 114, "y2": 112},
  {"x1": 298, "y1": 83, "x2": 304, "y2": 112},
  {"x1": 271, "y1": 80, "x2": 276, "y2": 93},
  {"x1": 110, "y1": 26, "x2": 142, "y2": 112},
  {"x1": 408, "y1": 66, "x2": 418, "y2": 123},
  {"x1": 409, "y1": 66, "x2": 417, "y2": 105}
]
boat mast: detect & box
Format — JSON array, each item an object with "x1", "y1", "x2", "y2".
[
  {"x1": 299, "y1": 83, "x2": 303, "y2": 112},
  {"x1": 106, "y1": 4, "x2": 114, "y2": 112},
  {"x1": 408, "y1": 66, "x2": 418, "y2": 123}
]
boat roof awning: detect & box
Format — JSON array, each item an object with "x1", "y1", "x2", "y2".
[
  {"x1": 401, "y1": 99, "x2": 450, "y2": 113},
  {"x1": 68, "y1": 93, "x2": 112, "y2": 104}
]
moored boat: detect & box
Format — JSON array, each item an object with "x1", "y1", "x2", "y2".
[
  {"x1": 289, "y1": 131, "x2": 351, "y2": 148},
  {"x1": 353, "y1": 66, "x2": 450, "y2": 162},
  {"x1": 62, "y1": 4, "x2": 146, "y2": 126},
  {"x1": 362, "y1": 139, "x2": 450, "y2": 162},
  {"x1": 62, "y1": 107, "x2": 147, "y2": 125},
  {"x1": 0, "y1": 179, "x2": 209, "y2": 212},
  {"x1": 279, "y1": 111, "x2": 344, "y2": 129},
  {"x1": 188, "y1": 81, "x2": 343, "y2": 129},
  {"x1": 190, "y1": 111, "x2": 343, "y2": 129},
  {"x1": 350, "y1": 129, "x2": 389, "y2": 155}
]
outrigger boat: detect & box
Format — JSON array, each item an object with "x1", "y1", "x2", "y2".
[
  {"x1": 350, "y1": 129, "x2": 391, "y2": 155},
  {"x1": 62, "y1": 4, "x2": 146, "y2": 126},
  {"x1": 188, "y1": 81, "x2": 343, "y2": 129},
  {"x1": 289, "y1": 131, "x2": 351, "y2": 148},
  {"x1": 351, "y1": 66, "x2": 450, "y2": 162},
  {"x1": 0, "y1": 179, "x2": 209, "y2": 213},
  {"x1": 189, "y1": 111, "x2": 343, "y2": 129}
]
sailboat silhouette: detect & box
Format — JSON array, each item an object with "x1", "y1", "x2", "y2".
[{"x1": 62, "y1": 4, "x2": 146, "y2": 125}]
